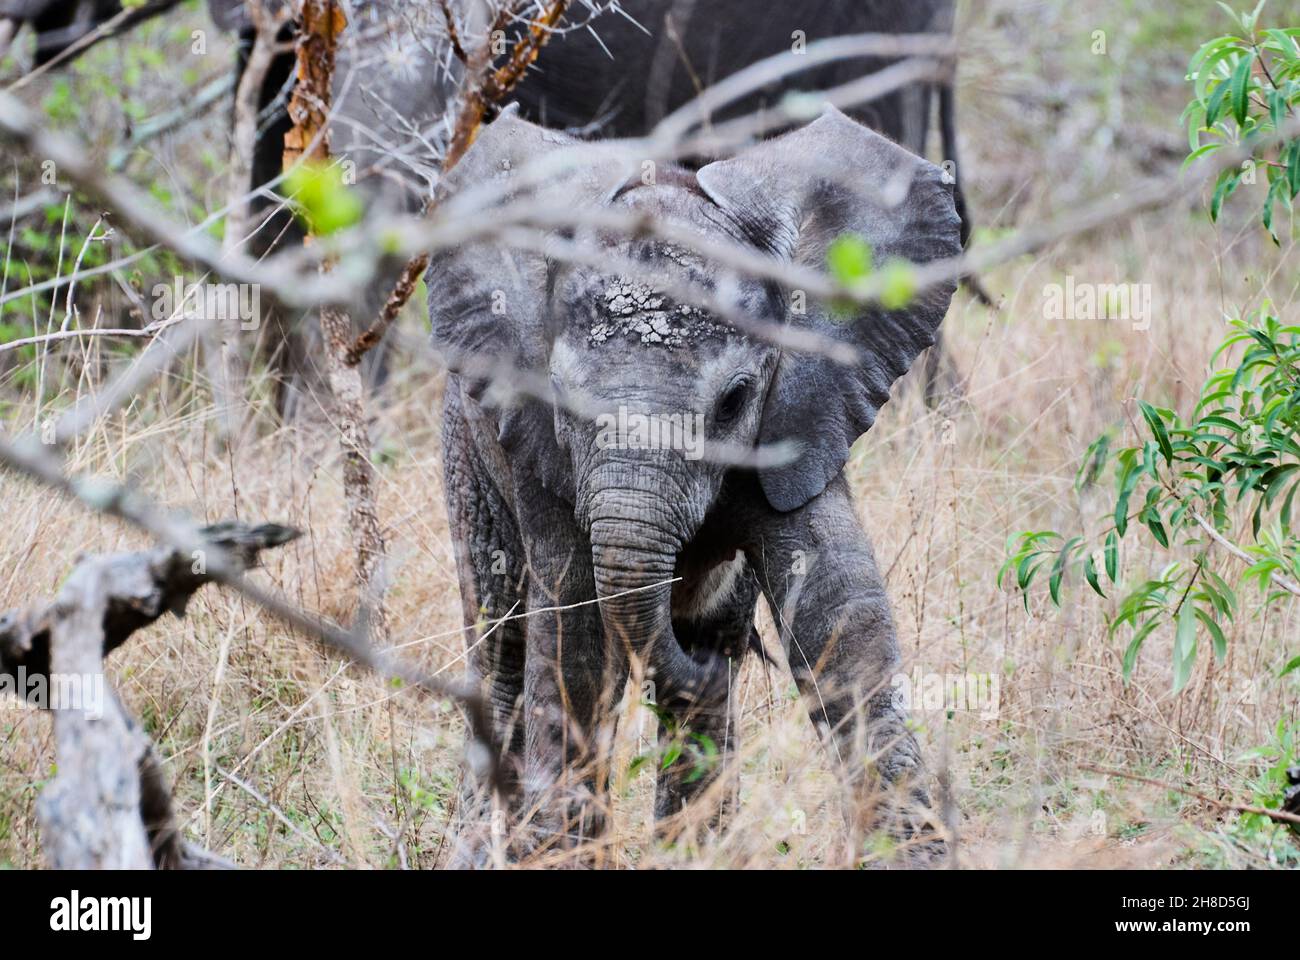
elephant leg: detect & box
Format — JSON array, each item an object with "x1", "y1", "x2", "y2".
[
  {"x1": 741, "y1": 475, "x2": 940, "y2": 862},
  {"x1": 653, "y1": 554, "x2": 757, "y2": 842},
  {"x1": 441, "y1": 383, "x2": 529, "y2": 867},
  {"x1": 516, "y1": 492, "x2": 626, "y2": 861}
]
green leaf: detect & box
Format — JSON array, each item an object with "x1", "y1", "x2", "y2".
[
  {"x1": 1049, "y1": 536, "x2": 1082, "y2": 606},
  {"x1": 1182, "y1": 141, "x2": 1224, "y2": 171},
  {"x1": 878, "y1": 259, "x2": 917, "y2": 310},
  {"x1": 1215, "y1": 1, "x2": 1244, "y2": 30},
  {"x1": 1146, "y1": 515, "x2": 1169, "y2": 548},
  {"x1": 660, "y1": 743, "x2": 682, "y2": 770},
  {"x1": 1172, "y1": 601, "x2": 1199, "y2": 693},
  {"x1": 1229, "y1": 49, "x2": 1257, "y2": 126},
  {"x1": 1114, "y1": 457, "x2": 1141, "y2": 537},
  {"x1": 1122, "y1": 616, "x2": 1161, "y2": 683},
  {"x1": 1211, "y1": 168, "x2": 1242, "y2": 221},
  {"x1": 1104, "y1": 530, "x2": 1119, "y2": 582},
  {"x1": 826, "y1": 234, "x2": 873, "y2": 284},
  {"x1": 1262, "y1": 175, "x2": 1283, "y2": 241},
  {"x1": 1287, "y1": 138, "x2": 1300, "y2": 199},
  {"x1": 1195, "y1": 606, "x2": 1228, "y2": 662},
  {"x1": 1269, "y1": 86, "x2": 1288, "y2": 130},
  {"x1": 1184, "y1": 101, "x2": 1207, "y2": 152},
  {"x1": 1083, "y1": 551, "x2": 1106, "y2": 598},
  {"x1": 285, "y1": 161, "x2": 363, "y2": 237},
  {"x1": 1281, "y1": 655, "x2": 1300, "y2": 677},
  {"x1": 1075, "y1": 431, "x2": 1112, "y2": 490},
  {"x1": 1205, "y1": 76, "x2": 1233, "y2": 128},
  {"x1": 1138, "y1": 400, "x2": 1174, "y2": 463},
  {"x1": 1242, "y1": 0, "x2": 1267, "y2": 36}
]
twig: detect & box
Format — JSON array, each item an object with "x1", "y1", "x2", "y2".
[
  {"x1": 348, "y1": 0, "x2": 573, "y2": 364},
  {"x1": 0, "y1": 327, "x2": 154, "y2": 355},
  {"x1": 438, "y1": 0, "x2": 468, "y2": 64},
  {"x1": 1079, "y1": 764, "x2": 1300, "y2": 827},
  {"x1": 345, "y1": 252, "x2": 427, "y2": 366},
  {"x1": 1191, "y1": 510, "x2": 1300, "y2": 598},
  {"x1": 4, "y1": 1, "x2": 182, "y2": 92},
  {"x1": 289, "y1": 0, "x2": 391, "y2": 642},
  {"x1": 5, "y1": 41, "x2": 1297, "y2": 369},
  {"x1": 0, "y1": 187, "x2": 56, "y2": 227},
  {"x1": 215, "y1": 766, "x2": 348, "y2": 865},
  {"x1": 0, "y1": 434, "x2": 502, "y2": 789},
  {"x1": 108, "y1": 74, "x2": 237, "y2": 172}
]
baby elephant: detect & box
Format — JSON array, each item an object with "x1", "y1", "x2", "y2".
[{"x1": 429, "y1": 106, "x2": 960, "y2": 865}]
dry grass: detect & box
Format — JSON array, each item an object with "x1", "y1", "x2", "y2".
[{"x1": 1, "y1": 0, "x2": 1298, "y2": 869}]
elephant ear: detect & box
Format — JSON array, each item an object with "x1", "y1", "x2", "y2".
[
  {"x1": 695, "y1": 107, "x2": 961, "y2": 512},
  {"x1": 426, "y1": 106, "x2": 632, "y2": 496}
]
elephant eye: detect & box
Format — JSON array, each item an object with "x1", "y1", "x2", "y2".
[{"x1": 715, "y1": 378, "x2": 752, "y2": 424}]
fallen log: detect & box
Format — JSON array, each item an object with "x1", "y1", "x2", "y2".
[
  {"x1": 0, "y1": 521, "x2": 297, "y2": 678},
  {"x1": 0, "y1": 521, "x2": 297, "y2": 869}
]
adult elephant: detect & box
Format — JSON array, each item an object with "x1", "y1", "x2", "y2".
[
  {"x1": 2, "y1": 1, "x2": 971, "y2": 406},
  {"x1": 511, "y1": 0, "x2": 969, "y2": 244},
  {"x1": 431, "y1": 106, "x2": 960, "y2": 865}
]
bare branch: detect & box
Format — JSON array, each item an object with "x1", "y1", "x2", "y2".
[
  {"x1": 6, "y1": 527, "x2": 282, "y2": 868},
  {"x1": 0, "y1": 433, "x2": 502, "y2": 789},
  {"x1": 0, "y1": 521, "x2": 300, "y2": 679},
  {"x1": 3, "y1": 2, "x2": 182, "y2": 92},
  {"x1": 289, "y1": 0, "x2": 392, "y2": 642},
  {"x1": 349, "y1": 0, "x2": 575, "y2": 362},
  {"x1": 34, "y1": 560, "x2": 153, "y2": 869}
]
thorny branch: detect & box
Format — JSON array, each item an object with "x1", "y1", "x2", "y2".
[
  {"x1": 345, "y1": 0, "x2": 574, "y2": 365},
  {"x1": 289, "y1": 0, "x2": 392, "y2": 642}
]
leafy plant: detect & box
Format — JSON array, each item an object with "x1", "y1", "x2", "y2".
[
  {"x1": 1182, "y1": 1, "x2": 1300, "y2": 239},
  {"x1": 1195, "y1": 721, "x2": 1300, "y2": 865},
  {"x1": 1000, "y1": 310, "x2": 1300, "y2": 690},
  {"x1": 627, "y1": 701, "x2": 720, "y2": 786},
  {"x1": 1001, "y1": 4, "x2": 1300, "y2": 693}
]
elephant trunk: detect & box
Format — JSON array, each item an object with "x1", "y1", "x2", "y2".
[{"x1": 587, "y1": 492, "x2": 723, "y2": 705}]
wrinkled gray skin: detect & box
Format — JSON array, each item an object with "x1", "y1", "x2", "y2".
[{"x1": 430, "y1": 107, "x2": 960, "y2": 865}]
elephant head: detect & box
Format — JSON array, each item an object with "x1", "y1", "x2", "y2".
[{"x1": 427, "y1": 105, "x2": 960, "y2": 702}]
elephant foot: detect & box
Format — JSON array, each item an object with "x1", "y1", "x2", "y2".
[
  {"x1": 854, "y1": 777, "x2": 949, "y2": 869},
  {"x1": 510, "y1": 781, "x2": 612, "y2": 867}
]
